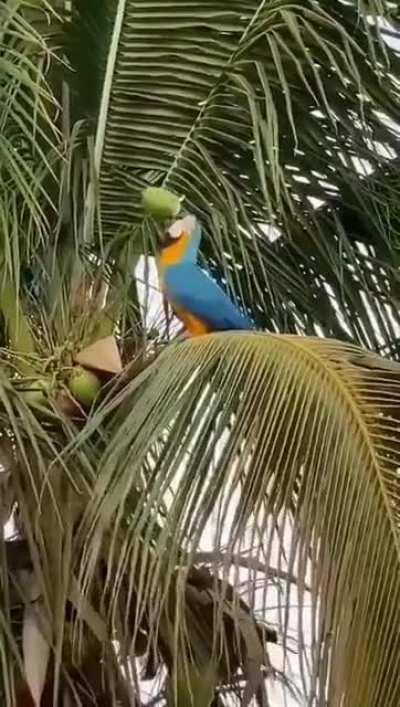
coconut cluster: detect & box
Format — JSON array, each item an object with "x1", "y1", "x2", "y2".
[
  {"x1": 67, "y1": 367, "x2": 101, "y2": 407},
  {"x1": 22, "y1": 365, "x2": 102, "y2": 412}
]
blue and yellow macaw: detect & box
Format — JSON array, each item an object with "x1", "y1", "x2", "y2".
[{"x1": 158, "y1": 215, "x2": 253, "y2": 336}]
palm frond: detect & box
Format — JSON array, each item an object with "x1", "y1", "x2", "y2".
[
  {"x1": 0, "y1": 2, "x2": 60, "y2": 259},
  {"x1": 76, "y1": 332, "x2": 400, "y2": 706},
  {"x1": 62, "y1": 0, "x2": 116, "y2": 124},
  {"x1": 0, "y1": 368, "x2": 109, "y2": 706},
  {"x1": 3, "y1": 2, "x2": 400, "y2": 705},
  {"x1": 93, "y1": 0, "x2": 400, "y2": 347}
]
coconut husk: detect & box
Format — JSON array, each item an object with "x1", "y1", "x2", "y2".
[{"x1": 74, "y1": 336, "x2": 122, "y2": 375}]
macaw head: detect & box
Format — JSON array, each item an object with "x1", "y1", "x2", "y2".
[{"x1": 159, "y1": 214, "x2": 198, "y2": 265}]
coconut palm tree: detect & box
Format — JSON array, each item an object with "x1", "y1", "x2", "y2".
[{"x1": 1, "y1": 1, "x2": 400, "y2": 705}]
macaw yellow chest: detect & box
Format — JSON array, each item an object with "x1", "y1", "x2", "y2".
[{"x1": 157, "y1": 235, "x2": 209, "y2": 336}]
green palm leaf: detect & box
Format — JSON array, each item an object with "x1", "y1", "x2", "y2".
[
  {"x1": 94, "y1": 1, "x2": 400, "y2": 346},
  {"x1": 78, "y1": 333, "x2": 400, "y2": 706},
  {"x1": 0, "y1": 2, "x2": 60, "y2": 260},
  {"x1": 3, "y1": 2, "x2": 400, "y2": 705}
]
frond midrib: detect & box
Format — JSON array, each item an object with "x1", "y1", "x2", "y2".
[{"x1": 267, "y1": 332, "x2": 400, "y2": 562}]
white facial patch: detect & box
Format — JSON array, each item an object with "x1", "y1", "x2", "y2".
[
  {"x1": 168, "y1": 215, "x2": 196, "y2": 239},
  {"x1": 168, "y1": 220, "x2": 184, "y2": 240}
]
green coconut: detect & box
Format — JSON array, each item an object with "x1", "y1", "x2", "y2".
[
  {"x1": 68, "y1": 366, "x2": 101, "y2": 407},
  {"x1": 142, "y1": 187, "x2": 182, "y2": 221},
  {"x1": 22, "y1": 378, "x2": 52, "y2": 407}
]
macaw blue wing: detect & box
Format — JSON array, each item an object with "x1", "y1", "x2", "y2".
[{"x1": 164, "y1": 262, "x2": 253, "y2": 331}]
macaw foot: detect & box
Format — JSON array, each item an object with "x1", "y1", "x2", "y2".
[
  {"x1": 176, "y1": 330, "x2": 201, "y2": 342},
  {"x1": 174, "y1": 331, "x2": 190, "y2": 343}
]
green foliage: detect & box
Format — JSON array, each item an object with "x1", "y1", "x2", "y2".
[
  {"x1": 0, "y1": 1, "x2": 59, "y2": 265},
  {"x1": 1, "y1": 1, "x2": 400, "y2": 706},
  {"x1": 95, "y1": 0, "x2": 400, "y2": 349},
  {"x1": 63, "y1": 0, "x2": 116, "y2": 123}
]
